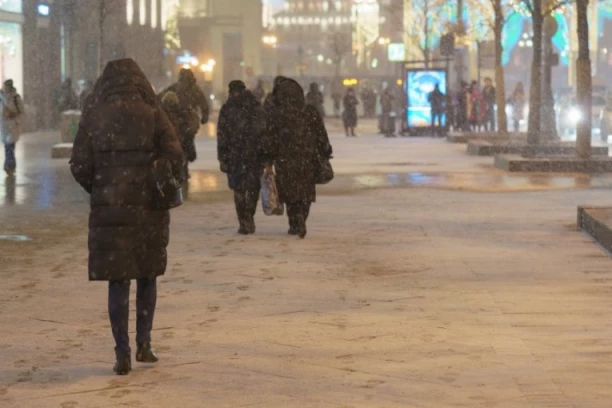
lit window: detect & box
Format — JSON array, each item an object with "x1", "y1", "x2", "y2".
[
  {"x1": 335, "y1": 1, "x2": 341, "y2": 10},
  {"x1": 140, "y1": 0, "x2": 146, "y2": 25},
  {"x1": 151, "y1": 0, "x2": 157, "y2": 28},
  {"x1": 127, "y1": 0, "x2": 133, "y2": 24},
  {"x1": 323, "y1": 1, "x2": 328, "y2": 11}
]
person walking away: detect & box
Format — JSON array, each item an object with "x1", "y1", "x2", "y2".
[
  {"x1": 252, "y1": 79, "x2": 265, "y2": 105},
  {"x1": 380, "y1": 86, "x2": 395, "y2": 137},
  {"x1": 262, "y1": 78, "x2": 333, "y2": 239},
  {"x1": 331, "y1": 82, "x2": 343, "y2": 118},
  {"x1": 160, "y1": 91, "x2": 190, "y2": 183},
  {"x1": 217, "y1": 81, "x2": 265, "y2": 235},
  {"x1": 428, "y1": 84, "x2": 446, "y2": 136},
  {"x1": 306, "y1": 82, "x2": 325, "y2": 119},
  {"x1": 343, "y1": 87, "x2": 359, "y2": 137},
  {"x1": 159, "y1": 69, "x2": 210, "y2": 178},
  {"x1": 482, "y1": 77, "x2": 496, "y2": 131},
  {"x1": 361, "y1": 86, "x2": 375, "y2": 118},
  {"x1": 264, "y1": 76, "x2": 287, "y2": 114},
  {"x1": 70, "y1": 59, "x2": 184, "y2": 375},
  {"x1": 456, "y1": 82, "x2": 469, "y2": 131},
  {"x1": 468, "y1": 81, "x2": 484, "y2": 131},
  {"x1": 1, "y1": 80, "x2": 24, "y2": 176},
  {"x1": 508, "y1": 82, "x2": 526, "y2": 133},
  {"x1": 56, "y1": 78, "x2": 78, "y2": 119},
  {"x1": 79, "y1": 80, "x2": 94, "y2": 110}
]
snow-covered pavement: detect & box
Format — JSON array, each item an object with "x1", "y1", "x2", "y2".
[{"x1": 2, "y1": 129, "x2": 612, "y2": 407}]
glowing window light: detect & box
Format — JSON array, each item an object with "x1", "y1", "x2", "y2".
[{"x1": 151, "y1": 0, "x2": 157, "y2": 28}]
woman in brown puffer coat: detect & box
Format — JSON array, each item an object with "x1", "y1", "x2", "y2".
[{"x1": 70, "y1": 59, "x2": 183, "y2": 375}]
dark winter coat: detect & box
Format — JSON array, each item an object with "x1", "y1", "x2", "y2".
[
  {"x1": 262, "y1": 79, "x2": 332, "y2": 204},
  {"x1": 306, "y1": 88, "x2": 325, "y2": 119},
  {"x1": 159, "y1": 70, "x2": 210, "y2": 132},
  {"x1": 217, "y1": 90, "x2": 265, "y2": 191},
  {"x1": 70, "y1": 59, "x2": 184, "y2": 282},
  {"x1": 343, "y1": 94, "x2": 359, "y2": 128}
]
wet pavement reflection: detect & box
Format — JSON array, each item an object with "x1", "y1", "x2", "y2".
[
  {"x1": 4, "y1": 168, "x2": 612, "y2": 209},
  {"x1": 4, "y1": 167, "x2": 612, "y2": 209}
]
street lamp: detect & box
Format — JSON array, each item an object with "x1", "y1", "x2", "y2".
[
  {"x1": 262, "y1": 35, "x2": 278, "y2": 46},
  {"x1": 378, "y1": 37, "x2": 390, "y2": 46}
]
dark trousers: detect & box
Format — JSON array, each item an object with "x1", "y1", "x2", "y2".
[
  {"x1": 108, "y1": 278, "x2": 157, "y2": 355},
  {"x1": 234, "y1": 188, "x2": 260, "y2": 227},
  {"x1": 4, "y1": 143, "x2": 16, "y2": 172},
  {"x1": 431, "y1": 112, "x2": 443, "y2": 135},
  {"x1": 286, "y1": 201, "x2": 311, "y2": 230}
]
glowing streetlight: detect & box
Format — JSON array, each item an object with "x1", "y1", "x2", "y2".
[
  {"x1": 262, "y1": 35, "x2": 278, "y2": 46},
  {"x1": 317, "y1": 54, "x2": 324, "y2": 62},
  {"x1": 378, "y1": 37, "x2": 390, "y2": 46}
]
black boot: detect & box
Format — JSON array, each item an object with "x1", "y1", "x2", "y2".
[
  {"x1": 296, "y1": 217, "x2": 307, "y2": 239},
  {"x1": 136, "y1": 342, "x2": 159, "y2": 363},
  {"x1": 113, "y1": 348, "x2": 132, "y2": 375}
]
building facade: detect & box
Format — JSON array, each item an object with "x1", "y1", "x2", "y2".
[
  {"x1": 19, "y1": 0, "x2": 166, "y2": 130},
  {"x1": 178, "y1": 0, "x2": 262, "y2": 96},
  {"x1": 269, "y1": 0, "x2": 354, "y2": 78}
]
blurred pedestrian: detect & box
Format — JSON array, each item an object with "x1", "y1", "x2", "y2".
[
  {"x1": 252, "y1": 79, "x2": 265, "y2": 105},
  {"x1": 264, "y1": 76, "x2": 287, "y2": 114},
  {"x1": 468, "y1": 81, "x2": 485, "y2": 131},
  {"x1": 70, "y1": 59, "x2": 184, "y2": 376},
  {"x1": 79, "y1": 80, "x2": 94, "y2": 110},
  {"x1": 160, "y1": 91, "x2": 190, "y2": 182},
  {"x1": 1, "y1": 79, "x2": 24, "y2": 176},
  {"x1": 508, "y1": 82, "x2": 526, "y2": 133},
  {"x1": 482, "y1": 77, "x2": 496, "y2": 131},
  {"x1": 217, "y1": 80, "x2": 266, "y2": 235},
  {"x1": 428, "y1": 83, "x2": 445, "y2": 136},
  {"x1": 262, "y1": 78, "x2": 333, "y2": 238},
  {"x1": 343, "y1": 87, "x2": 359, "y2": 137},
  {"x1": 55, "y1": 78, "x2": 77, "y2": 123},
  {"x1": 159, "y1": 69, "x2": 209, "y2": 178},
  {"x1": 306, "y1": 82, "x2": 325, "y2": 119},
  {"x1": 332, "y1": 82, "x2": 342, "y2": 118},
  {"x1": 361, "y1": 85, "x2": 376, "y2": 118},
  {"x1": 380, "y1": 85, "x2": 395, "y2": 137}
]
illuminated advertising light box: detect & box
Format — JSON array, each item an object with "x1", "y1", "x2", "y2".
[
  {"x1": 388, "y1": 43, "x2": 405, "y2": 62},
  {"x1": 406, "y1": 69, "x2": 447, "y2": 128}
]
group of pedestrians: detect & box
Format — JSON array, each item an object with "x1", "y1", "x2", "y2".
[
  {"x1": 431, "y1": 78, "x2": 527, "y2": 134},
  {"x1": 218, "y1": 76, "x2": 332, "y2": 238},
  {"x1": 68, "y1": 59, "x2": 333, "y2": 376}
]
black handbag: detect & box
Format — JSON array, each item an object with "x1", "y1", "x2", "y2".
[
  {"x1": 151, "y1": 172, "x2": 184, "y2": 210},
  {"x1": 151, "y1": 123, "x2": 184, "y2": 210},
  {"x1": 315, "y1": 155, "x2": 334, "y2": 184}
]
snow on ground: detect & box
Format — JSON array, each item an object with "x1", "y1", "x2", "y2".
[{"x1": 2, "y1": 129, "x2": 612, "y2": 406}]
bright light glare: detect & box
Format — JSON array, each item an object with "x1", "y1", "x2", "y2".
[{"x1": 569, "y1": 107, "x2": 582, "y2": 124}]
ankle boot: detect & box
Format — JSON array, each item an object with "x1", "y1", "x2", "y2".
[
  {"x1": 113, "y1": 348, "x2": 132, "y2": 375},
  {"x1": 136, "y1": 342, "x2": 159, "y2": 363}
]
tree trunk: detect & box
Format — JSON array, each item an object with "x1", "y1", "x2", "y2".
[
  {"x1": 540, "y1": 15, "x2": 558, "y2": 142},
  {"x1": 527, "y1": 8, "x2": 543, "y2": 145},
  {"x1": 576, "y1": 0, "x2": 592, "y2": 158},
  {"x1": 424, "y1": 3, "x2": 430, "y2": 68},
  {"x1": 493, "y1": 4, "x2": 507, "y2": 134}
]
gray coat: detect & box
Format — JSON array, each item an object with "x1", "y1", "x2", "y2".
[{"x1": 1, "y1": 90, "x2": 24, "y2": 144}]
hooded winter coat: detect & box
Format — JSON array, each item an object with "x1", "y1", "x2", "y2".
[
  {"x1": 217, "y1": 90, "x2": 265, "y2": 191},
  {"x1": 0, "y1": 88, "x2": 24, "y2": 144},
  {"x1": 159, "y1": 69, "x2": 210, "y2": 132},
  {"x1": 70, "y1": 59, "x2": 184, "y2": 281},
  {"x1": 262, "y1": 79, "x2": 332, "y2": 204}
]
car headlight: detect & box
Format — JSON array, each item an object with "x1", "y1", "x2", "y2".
[{"x1": 569, "y1": 107, "x2": 582, "y2": 124}]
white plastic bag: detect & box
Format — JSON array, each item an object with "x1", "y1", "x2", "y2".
[{"x1": 261, "y1": 170, "x2": 284, "y2": 216}]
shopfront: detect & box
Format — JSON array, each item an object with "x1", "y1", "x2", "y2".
[{"x1": 0, "y1": 0, "x2": 23, "y2": 94}]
